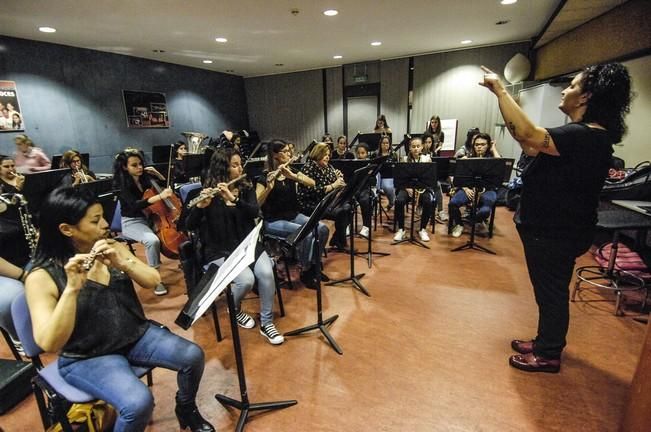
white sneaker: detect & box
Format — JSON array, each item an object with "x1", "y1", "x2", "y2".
[
  {"x1": 154, "y1": 283, "x2": 168, "y2": 296},
  {"x1": 260, "y1": 323, "x2": 284, "y2": 345},
  {"x1": 393, "y1": 229, "x2": 405, "y2": 242},
  {"x1": 359, "y1": 226, "x2": 370, "y2": 238},
  {"x1": 438, "y1": 210, "x2": 449, "y2": 222},
  {"x1": 418, "y1": 229, "x2": 430, "y2": 242},
  {"x1": 451, "y1": 225, "x2": 464, "y2": 238},
  {"x1": 235, "y1": 311, "x2": 256, "y2": 329},
  {"x1": 345, "y1": 225, "x2": 350, "y2": 236}
]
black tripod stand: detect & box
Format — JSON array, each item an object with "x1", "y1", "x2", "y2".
[
  {"x1": 215, "y1": 287, "x2": 297, "y2": 431},
  {"x1": 391, "y1": 162, "x2": 437, "y2": 249},
  {"x1": 450, "y1": 158, "x2": 509, "y2": 255},
  {"x1": 284, "y1": 190, "x2": 343, "y2": 354},
  {"x1": 326, "y1": 163, "x2": 382, "y2": 296},
  {"x1": 175, "y1": 223, "x2": 297, "y2": 431}
]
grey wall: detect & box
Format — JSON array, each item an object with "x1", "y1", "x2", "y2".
[{"x1": 0, "y1": 36, "x2": 248, "y2": 173}]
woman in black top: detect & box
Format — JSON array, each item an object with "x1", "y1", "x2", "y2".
[
  {"x1": 331, "y1": 135, "x2": 355, "y2": 160},
  {"x1": 25, "y1": 187, "x2": 213, "y2": 432},
  {"x1": 59, "y1": 150, "x2": 96, "y2": 186},
  {"x1": 256, "y1": 140, "x2": 329, "y2": 288},
  {"x1": 297, "y1": 143, "x2": 348, "y2": 250},
  {"x1": 113, "y1": 149, "x2": 172, "y2": 296},
  {"x1": 377, "y1": 135, "x2": 397, "y2": 210},
  {"x1": 424, "y1": 115, "x2": 444, "y2": 154},
  {"x1": 186, "y1": 148, "x2": 284, "y2": 345},
  {"x1": 173, "y1": 141, "x2": 190, "y2": 185},
  {"x1": 0, "y1": 155, "x2": 30, "y2": 350},
  {"x1": 481, "y1": 63, "x2": 633, "y2": 373}
]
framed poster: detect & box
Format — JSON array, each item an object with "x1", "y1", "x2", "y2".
[
  {"x1": 0, "y1": 81, "x2": 25, "y2": 132},
  {"x1": 122, "y1": 90, "x2": 170, "y2": 128}
]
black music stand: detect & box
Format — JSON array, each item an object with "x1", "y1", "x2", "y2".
[
  {"x1": 182, "y1": 153, "x2": 205, "y2": 179},
  {"x1": 350, "y1": 133, "x2": 390, "y2": 153},
  {"x1": 22, "y1": 168, "x2": 71, "y2": 220},
  {"x1": 325, "y1": 164, "x2": 380, "y2": 296},
  {"x1": 353, "y1": 156, "x2": 391, "y2": 268},
  {"x1": 450, "y1": 158, "x2": 508, "y2": 255},
  {"x1": 392, "y1": 162, "x2": 437, "y2": 249},
  {"x1": 284, "y1": 190, "x2": 343, "y2": 354},
  {"x1": 175, "y1": 225, "x2": 297, "y2": 430}
]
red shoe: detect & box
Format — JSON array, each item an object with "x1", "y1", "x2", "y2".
[
  {"x1": 511, "y1": 339, "x2": 534, "y2": 354},
  {"x1": 509, "y1": 353, "x2": 560, "y2": 373}
]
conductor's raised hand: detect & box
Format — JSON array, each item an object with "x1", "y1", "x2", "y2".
[{"x1": 478, "y1": 66, "x2": 506, "y2": 95}]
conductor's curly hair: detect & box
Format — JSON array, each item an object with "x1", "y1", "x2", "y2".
[{"x1": 580, "y1": 63, "x2": 633, "y2": 144}]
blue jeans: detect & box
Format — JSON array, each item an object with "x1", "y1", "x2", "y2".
[
  {"x1": 0, "y1": 276, "x2": 23, "y2": 339},
  {"x1": 448, "y1": 189, "x2": 497, "y2": 226},
  {"x1": 205, "y1": 251, "x2": 276, "y2": 326},
  {"x1": 58, "y1": 323, "x2": 205, "y2": 432},
  {"x1": 265, "y1": 214, "x2": 329, "y2": 269},
  {"x1": 121, "y1": 217, "x2": 161, "y2": 268},
  {"x1": 380, "y1": 178, "x2": 395, "y2": 206}
]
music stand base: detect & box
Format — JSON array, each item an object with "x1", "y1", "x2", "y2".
[
  {"x1": 326, "y1": 274, "x2": 370, "y2": 296},
  {"x1": 451, "y1": 241, "x2": 495, "y2": 255},
  {"x1": 215, "y1": 394, "x2": 297, "y2": 432},
  {"x1": 284, "y1": 314, "x2": 342, "y2": 354},
  {"x1": 392, "y1": 237, "x2": 431, "y2": 249}
]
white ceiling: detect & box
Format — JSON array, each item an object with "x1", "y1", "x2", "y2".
[{"x1": 0, "y1": 0, "x2": 627, "y2": 78}]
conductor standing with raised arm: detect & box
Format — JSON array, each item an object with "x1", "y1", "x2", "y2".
[{"x1": 480, "y1": 63, "x2": 632, "y2": 373}]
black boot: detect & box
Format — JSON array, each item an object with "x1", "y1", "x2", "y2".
[{"x1": 175, "y1": 403, "x2": 215, "y2": 432}]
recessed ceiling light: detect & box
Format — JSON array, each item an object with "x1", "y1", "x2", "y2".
[
  {"x1": 501, "y1": 0, "x2": 517, "y2": 4},
  {"x1": 152, "y1": 49, "x2": 166, "y2": 53},
  {"x1": 371, "y1": 41, "x2": 382, "y2": 46},
  {"x1": 203, "y1": 60, "x2": 213, "y2": 64},
  {"x1": 496, "y1": 20, "x2": 510, "y2": 25},
  {"x1": 333, "y1": 55, "x2": 343, "y2": 59},
  {"x1": 226, "y1": 69, "x2": 234, "y2": 73},
  {"x1": 215, "y1": 37, "x2": 228, "y2": 43},
  {"x1": 461, "y1": 40, "x2": 473, "y2": 45},
  {"x1": 323, "y1": 9, "x2": 338, "y2": 16},
  {"x1": 275, "y1": 63, "x2": 284, "y2": 66},
  {"x1": 39, "y1": 27, "x2": 56, "y2": 33}
]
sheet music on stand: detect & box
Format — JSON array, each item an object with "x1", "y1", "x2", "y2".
[{"x1": 189, "y1": 222, "x2": 262, "y2": 326}]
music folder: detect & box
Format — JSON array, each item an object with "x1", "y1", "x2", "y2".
[{"x1": 175, "y1": 222, "x2": 263, "y2": 329}]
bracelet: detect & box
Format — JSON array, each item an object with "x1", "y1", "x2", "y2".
[{"x1": 121, "y1": 257, "x2": 137, "y2": 274}]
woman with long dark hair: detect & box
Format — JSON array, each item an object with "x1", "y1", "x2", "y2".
[
  {"x1": 374, "y1": 114, "x2": 392, "y2": 134},
  {"x1": 424, "y1": 115, "x2": 444, "y2": 155},
  {"x1": 186, "y1": 148, "x2": 284, "y2": 344},
  {"x1": 112, "y1": 149, "x2": 171, "y2": 295},
  {"x1": 257, "y1": 140, "x2": 329, "y2": 289},
  {"x1": 376, "y1": 135, "x2": 397, "y2": 210},
  {"x1": 25, "y1": 187, "x2": 214, "y2": 432},
  {"x1": 480, "y1": 63, "x2": 633, "y2": 373}
]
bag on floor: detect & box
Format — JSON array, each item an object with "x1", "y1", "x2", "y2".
[
  {"x1": 47, "y1": 401, "x2": 116, "y2": 432},
  {"x1": 601, "y1": 161, "x2": 651, "y2": 201},
  {"x1": 593, "y1": 242, "x2": 651, "y2": 279}
]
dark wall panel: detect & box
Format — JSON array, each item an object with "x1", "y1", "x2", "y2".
[{"x1": 0, "y1": 36, "x2": 248, "y2": 172}]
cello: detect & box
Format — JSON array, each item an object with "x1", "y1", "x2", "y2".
[{"x1": 142, "y1": 145, "x2": 188, "y2": 259}]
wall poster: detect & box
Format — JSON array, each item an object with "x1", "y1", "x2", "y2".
[
  {"x1": 122, "y1": 90, "x2": 170, "y2": 128},
  {"x1": 0, "y1": 81, "x2": 25, "y2": 132}
]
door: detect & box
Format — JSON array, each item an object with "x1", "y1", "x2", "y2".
[{"x1": 346, "y1": 95, "x2": 378, "y2": 138}]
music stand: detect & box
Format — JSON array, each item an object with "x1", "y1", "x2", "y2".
[
  {"x1": 324, "y1": 164, "x2": 379, "y2": 296},
  {"x1": 284, "y1": 190, "x2": 344, "y2": 354},
  {"x1": 22, "y1": 168, "x2": 71, "y2": 220},
  {"x1": 182, "y1": 153, "x2": 205, "y2": 179},
  {"x1": 352, "y1": 133, "x2": 390, "y2": 153},
  {"x1": 175, "y1": 223, "x2": 297, "y2": 430},
  {"x1": 392, "y1": 162, "x2": 437, "y2": 249},
  {"x1": 450, "y1": 158, "x2": 508, "y2": 255}
]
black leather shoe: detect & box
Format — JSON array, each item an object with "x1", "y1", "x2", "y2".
[
  {"x1": 509, "y1": 353, "x2": 560, "y2": 373},
  {"x1": 511, "y1": 339, "x2": 534, "y2": 354},
  {"x1": 300, "y1": 269, "x2": 318, "y2": 289},
  {"x1": 175, "y1": 403, "x2": 215, "y2": 432}
]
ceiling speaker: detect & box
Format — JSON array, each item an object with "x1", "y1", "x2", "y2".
[{"x1": 504, "y1": 53, "x2": 531, "y2": 84}]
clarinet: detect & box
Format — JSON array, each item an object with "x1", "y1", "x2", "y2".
[{"x1": 0, "y1": 193, "x2": 38, "y2": 257}]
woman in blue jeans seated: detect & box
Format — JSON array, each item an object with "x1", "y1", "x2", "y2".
[
  {"x1": 113, "y1": 148, "x2": 172, "y2": 296},
  {"x1": 25, "y1": 187, "x2": 213, "y2": 432},
  {"x1": 186, "y1": 148, "x2": 284, "y2": 345},
  {"x1": 449, "y1": 133, "x2": 501, "y2": 238},
  {"x1": 256, "y1": 140, "x2": 329, "y2": 289}
]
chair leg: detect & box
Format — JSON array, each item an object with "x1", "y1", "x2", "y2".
[
  {"x1": 211, "y1": 303, "x2": 223, "y2": 342},
  {"x1": 283, "y1": 257, "x2": 294, "y2": 290},
  {"x1": 32, "y1": 380, "x2": 52, "y2": 430},
  {"x1": 146, "y1": 370, "x2": 153, "y2": 387},
  {"x1": 488, "y1": 203, "x2": 497, "y2": 238},
  {"x1": 1, "y1": 327, "x2": 22, "y2": 361}
]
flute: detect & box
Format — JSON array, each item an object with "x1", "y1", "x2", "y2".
[
  {"x1": 267, "y1": 155, "x2": 300, "y2": 183},
  {"x1": 187, "y1": 174, "x2": 247, "y2": 208}
]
